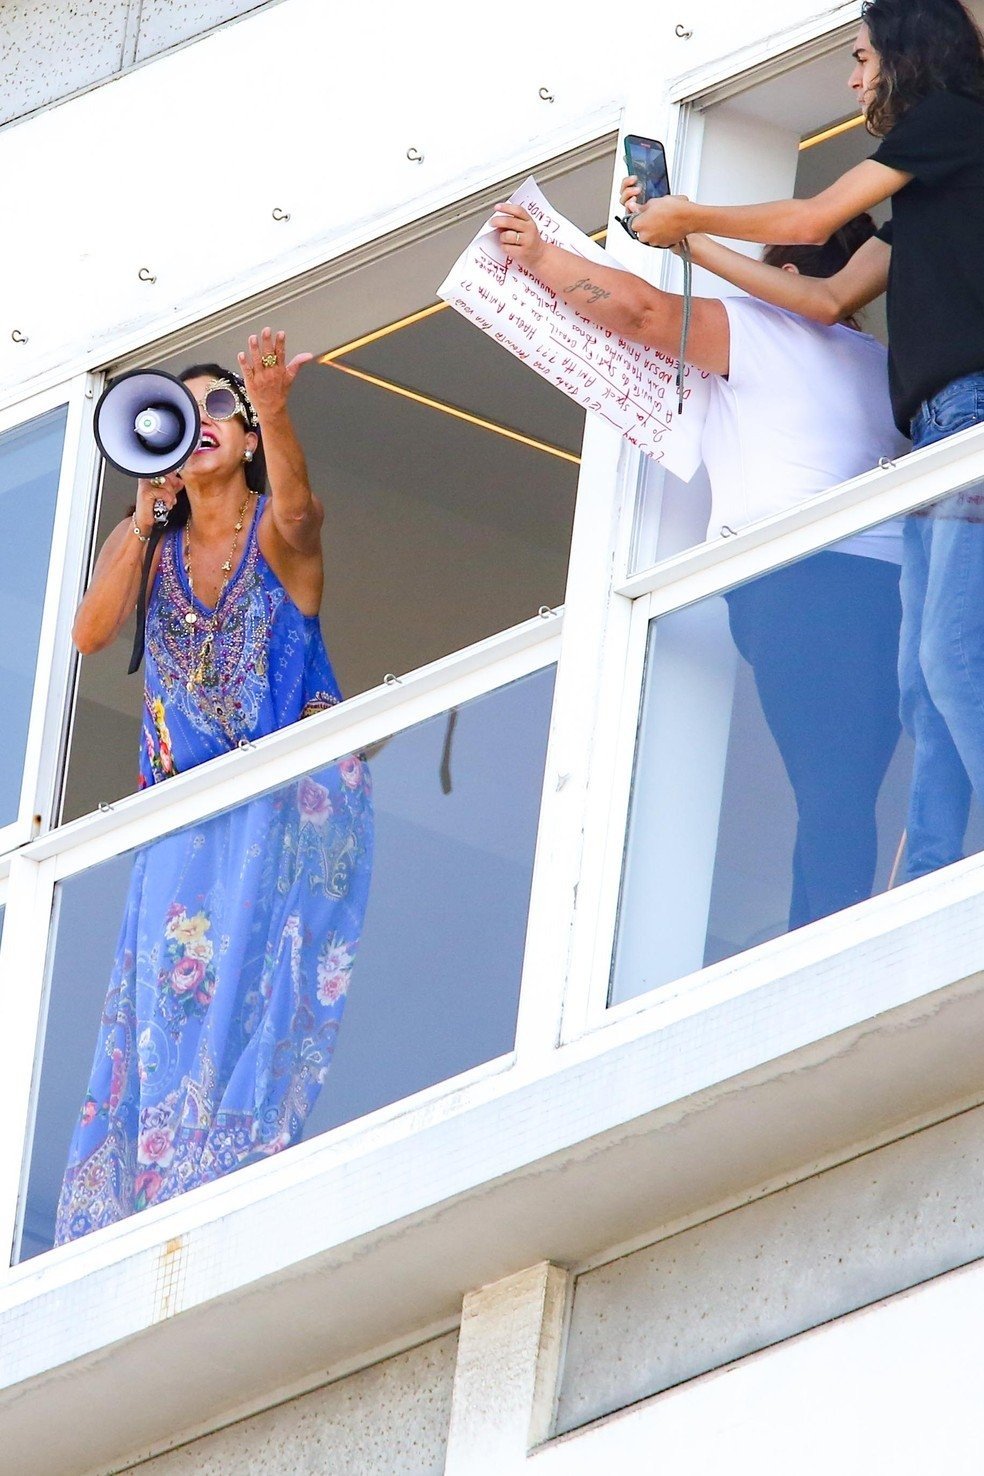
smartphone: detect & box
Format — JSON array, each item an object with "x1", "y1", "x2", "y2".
[{"x1": 622, "y1": 135, "x2": 670, "y2": 206}]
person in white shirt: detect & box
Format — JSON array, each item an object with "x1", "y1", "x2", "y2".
[{"x1": 491, "y1": 202, "x2": 906, "y2": 930}]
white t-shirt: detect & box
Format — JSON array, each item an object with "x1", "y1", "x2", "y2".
[{"x1": 701, "y1": 297, "x2": 910, "y2": 563}]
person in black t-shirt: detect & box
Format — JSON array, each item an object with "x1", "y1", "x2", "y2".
[{"x1": 622, "y1": 0, "x2": 984, "y2": 884}]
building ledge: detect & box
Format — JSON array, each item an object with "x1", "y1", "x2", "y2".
[{"x1": 4, "y1": 858, "x2": 984, "y2": 1474}]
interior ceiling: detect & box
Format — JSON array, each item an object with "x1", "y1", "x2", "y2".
[
  {"x1": 724, "y1": 0, "x2": 984, "y2": 136},
  {"x1": 723, "y1": 41, "x2": 861, "y2": 134}
]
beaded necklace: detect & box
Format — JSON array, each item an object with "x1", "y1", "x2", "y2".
[{"x1": 182, "y1": 490, "x2": 255, "y2": 693}]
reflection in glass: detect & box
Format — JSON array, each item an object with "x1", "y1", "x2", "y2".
[
  {"x1": 0, "y1": 406, "x2": 67, "y2": 827},
  {"x1": 611, "y1": 497, "x2": 984, "y2": 1006},
  {"x1": 18, "y1": 667, "x2": 554, "y2": 1259}
]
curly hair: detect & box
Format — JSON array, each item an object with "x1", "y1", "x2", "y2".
[{"x1": 860, "y1": 0, "x2": 984, "y2": 137}]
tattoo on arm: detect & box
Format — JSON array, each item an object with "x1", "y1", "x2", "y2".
[{"x1": 563, "y1": 276, "x2": 611, "y2": 304}]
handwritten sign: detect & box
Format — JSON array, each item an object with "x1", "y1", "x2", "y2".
[{"x1": 438, "y1": 179, "x2": 710, "y2": 480}]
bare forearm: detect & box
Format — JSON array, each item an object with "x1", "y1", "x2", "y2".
[
  {"x1": 631, "y1": 162, "x2": 907, "y2": 252},
  {"x1": 686, "y1": 235, "x2": 841, "y2": 323},
  {"x1": 682, "y1": 197, "x2": 829, "y2": 246},
  {"x1": 686, "y1": 231, "x2": 888, "y2": 326},
  {"x1": 73, "y1": 523, "x2": 146, "y2": 654},
  {"x1": 259, "y1": 408, "x2": 319, "y2": 531},
  {"x1": 529, "y1": 241, "x2": 675, "y2": 346}
]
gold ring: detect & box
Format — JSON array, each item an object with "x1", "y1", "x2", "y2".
[{"x1": 260, "y1": 353, "x2": 278, "y2": 367}]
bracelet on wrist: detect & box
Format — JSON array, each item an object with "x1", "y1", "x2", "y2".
[{"x1": 132, "y1": 517, "x2": 151, "y2": 544}]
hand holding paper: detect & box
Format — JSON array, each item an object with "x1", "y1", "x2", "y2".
[{"x1": 438, "y1": 180, "x2": 711, "y2": 480}]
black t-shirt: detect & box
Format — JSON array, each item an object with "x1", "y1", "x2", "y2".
[{"x1": 872, "y1": 90, "x2": 984, "y2": 432}]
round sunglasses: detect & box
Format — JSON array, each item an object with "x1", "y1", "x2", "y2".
[{"x1": 191, "y1": 379, "x2": 249, "y2": 423}]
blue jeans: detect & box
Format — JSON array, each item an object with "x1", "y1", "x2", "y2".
[
  {"x1": 727, "y1": 553, "x2": 901, "y2": 929},
  {"x1": 901, "y1": 370, "x2": 984, "y2": 879}
]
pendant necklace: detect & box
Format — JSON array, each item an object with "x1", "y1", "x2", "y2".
[{"x1": 183, "y1": 490, "x2": 254, "y2": 693}]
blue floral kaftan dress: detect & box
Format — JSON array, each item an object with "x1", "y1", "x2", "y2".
[{"x1": 56, "y1": 500, "x2": 373, "y2": 1242}]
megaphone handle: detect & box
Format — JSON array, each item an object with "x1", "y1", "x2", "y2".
[{"x1": 128, "y1": 522, "x2": 165, "y2": 675}]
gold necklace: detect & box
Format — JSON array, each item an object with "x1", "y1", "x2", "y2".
[{"x1": 182, "y1": 491, "x2": 254, "y2": 693}]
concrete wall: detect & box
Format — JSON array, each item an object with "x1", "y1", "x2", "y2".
[
  {"x1": 119, "y1": 1331, "x2": 458, "y2": 1476},
  {"x1": 558, "y1": 1102, "x2": 984, "y2": 1431},
  {"x1": 0, "y1": 0, "x2": 273, "y2": 126}
]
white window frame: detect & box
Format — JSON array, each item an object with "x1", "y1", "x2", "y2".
[
  {"x1": 0, "y1": 132, "x2": 624, "y2": 1275},
  {"x1": 0, "y1": 613, "x2": 563, "y2": 1267},
  {"x1": 0, "y1": 376, "x2": 98, "y2": 858},
  {"x1": 556, "y1": 4, "x2": 984, "y2": 1041},
  {"x1": 562, "y1": 422, "x2": 984, "y2": 1045},
  {"x1": 6, "y1": 6, "x2": 984, "y2": 1396}
]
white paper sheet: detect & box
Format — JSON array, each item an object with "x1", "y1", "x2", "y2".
[{"x1": 437, "y1": 179, "x2": 711, "y2": 480}]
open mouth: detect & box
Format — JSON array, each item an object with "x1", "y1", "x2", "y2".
[{"x1": 195, "y1": 431, "x2": 219, "y2": 452}]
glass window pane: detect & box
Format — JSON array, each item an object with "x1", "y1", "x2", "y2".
[
  {"x1": 612, "y1": 486, "x2": 984, "y2": 1005},
  {"x1": 19, "y1": 666, "x2": 554, "y2": 1260},
  {"x1": 62, "y1": 151, "x2": 611, "y2": 822},
  {"x1": 0, "y1": 406, "x2": 67, "y2": 827}
]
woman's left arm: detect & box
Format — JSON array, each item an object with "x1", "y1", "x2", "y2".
[{"x1": 239, "y1": 328, "x2": 324, "y2": 612}]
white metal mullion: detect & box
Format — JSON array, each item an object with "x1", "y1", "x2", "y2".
[
  {"x1": 0, "y1": 853, "x2": 56, "y2": 1265},
  {"x1": 524, "y1": 104, "x2": 699, "y2": 1055},
  {"x1": 618, "y1": 428, "x2": 984, "y2": 615},
  {"x1": 0, "y1": 820, "x2": 25, "y2": 861},
  {"x1": 34, "y1": 619, "x2": 562, "y2": 882},
  {"x1": 512, "y1": 419, "x2": 631, "y2": 1063},
  {"x1": 17, "y1": 374, "x2": 101, "y2": 841},
  {"x1": 560, "y1": 594, "x2": 653, "y2": 1042},
  {"x1": 0, "y1": 383, "x2": 73, "y2": 437}
]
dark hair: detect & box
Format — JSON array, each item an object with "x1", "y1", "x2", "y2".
[
  {"x1": 860, "y1": 0, "x2": 984, "y2": 136},
  {"x1": 763, "y1": 214, "x2": 878, "y2": 329},
  {"x1": 162, "y1": 361, "x2": 267, "y2": 527},
  {"x1": 763, "y1": 212, "x2": 878, "y2": 277}
]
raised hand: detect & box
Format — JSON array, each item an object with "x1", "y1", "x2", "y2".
[{"x1": 238, "y1": 327, "x2": 313, "y2": 420}]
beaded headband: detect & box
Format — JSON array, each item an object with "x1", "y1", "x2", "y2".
[{"x1": 228, "y1": 374, "x2": 260, "y2": 431}]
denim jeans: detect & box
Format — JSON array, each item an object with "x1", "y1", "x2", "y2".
[
  {"x1": 727, "y1": 552, "x2": 901, "y2": 928},
  {"x1": 900, "y1": 370, "x2": 984, "y2": 879}
]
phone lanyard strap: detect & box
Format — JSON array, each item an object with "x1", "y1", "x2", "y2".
[{"x1": 677, "y1": 239, "x2": 692, "y2": 415}]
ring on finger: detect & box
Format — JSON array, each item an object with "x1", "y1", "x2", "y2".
[{"x1": 260, "y1": 352, "x2": 278, "y2": 367}]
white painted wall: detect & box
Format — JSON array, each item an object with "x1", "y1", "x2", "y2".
[
  {"x1": 0, "y1": 0, "x2": 853, "y2": 406},
  {"x1": 434, "y1": 1252, "x2": 984, "y2": 1476},
  {"x1": 7, "y1": 4, "x2": 979, "y2": 1473}
]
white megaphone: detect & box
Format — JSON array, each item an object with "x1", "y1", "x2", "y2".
[{"x1": 93, "y1": 369, "x2": 201, "y2": 478}]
